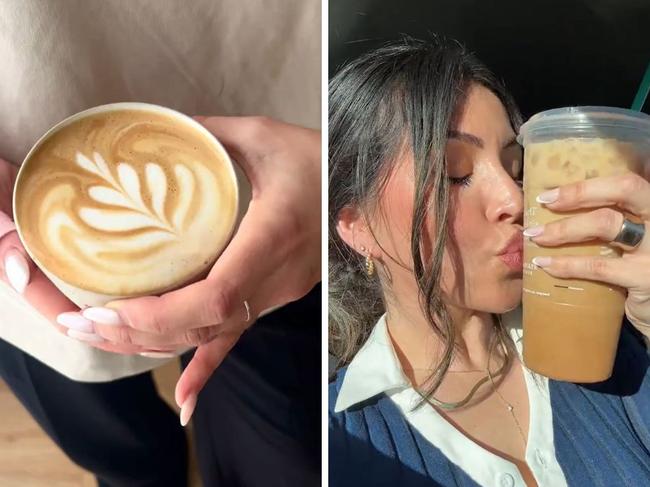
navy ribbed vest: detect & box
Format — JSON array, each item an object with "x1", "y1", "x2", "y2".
[{"x1": 329, "y1": 323, "x2": 650, "y2": 486}]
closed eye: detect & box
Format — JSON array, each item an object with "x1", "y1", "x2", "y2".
[{"x1": 449, "y1": 174, "x2": 473, "y2": 187}]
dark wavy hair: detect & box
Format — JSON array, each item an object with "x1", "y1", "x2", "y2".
[{"x1": 329, "y1": 37, "x2": 523, "y2": 400}]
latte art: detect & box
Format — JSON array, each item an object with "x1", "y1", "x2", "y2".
[
  {"x1": 76, "y1": 152, "x2": 194, "y2": 235},
  {"x1": 15, "y1": 109, "x2": 238, "y2": 295}
]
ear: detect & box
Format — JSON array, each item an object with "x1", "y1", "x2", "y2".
[{"x1": 336, "y1": 207, "x2": 376, "y2": 258}]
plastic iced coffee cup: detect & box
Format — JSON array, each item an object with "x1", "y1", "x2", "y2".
[{"x1": 518, "y1": 107, "x2": 650, "y2": 383}]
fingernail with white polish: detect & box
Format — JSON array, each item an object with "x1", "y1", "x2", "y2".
[
  {"x1": 82, "y1": 307, "x2": 123, "y2": 325},
  {"x1": 532, "y1": 256, "x2": 552, "y2": 268},
  {"x1": 57, "y1": 312, "x2": 94, "y2": 333},
  {"x1": 67, "y1": 329, "x2": 105, "y2": 343},
  {"x1": 180, "y1": 394, "x2": 197, "y2": 427},
  {"x1": 4, "y1": 248, "x2": 29, "y2": 294},
  {"x1": 523, "y1": 225, "x2": 545, "y2": 238},
  {"x1": 536, "y1": 188, "x2": 559, "y2": 204},
  {"x1": 139, "y1": 351, "x2": 177, "y2": 359}
]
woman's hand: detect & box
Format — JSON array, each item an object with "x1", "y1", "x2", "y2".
[
  {"x1": 58, "y1": 116, "x2": 321, "y2": 423},
  {"x1": 524, "y1": 172, "x2": 650, "y2": 337}
]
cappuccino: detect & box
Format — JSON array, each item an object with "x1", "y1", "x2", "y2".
[{"x1": 14, "y1": 106, "x2": 238, "y2": 299}]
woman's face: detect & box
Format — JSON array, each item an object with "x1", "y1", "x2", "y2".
[{"x1": 371, "y1": 83, "x2": 524, "y2": 314}]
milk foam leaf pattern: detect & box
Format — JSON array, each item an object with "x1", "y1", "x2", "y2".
[
  {"x1": 75, "y1": 151, "x2": 177, "y2": 234},
  {"x1": 76, "y1": 152, "x2": 118, "y2": 186},
  {"x1": 117, "y1": 163, "x2": 146, "y2": 210},
  {"x1": 145, "y1": 162, "x2": 168, "y2": 223},
  {"x1": 14, "y1": 110, "x2": 234, "y2": 297},
  {"x1": 172, "y1": 164, "x2": 195, "y2": 231}
]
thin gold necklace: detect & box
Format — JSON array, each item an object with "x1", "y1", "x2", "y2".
[
  {"x1": 414, "y1": 318, "x2": 528, "y2": 447},
  {"x1": 417, "y1": 331, "x2": 509, "y2": 411},
  {"x1": 408, "y1": 368, "x2": 485, "y2": 374}
]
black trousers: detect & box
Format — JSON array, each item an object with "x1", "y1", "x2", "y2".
[
  {"x1": 0, "y1": 337, "x2": 188, "y2": 487},
  {"x1": 0, "y1": 284, "x2": 321, "y2": 487}
]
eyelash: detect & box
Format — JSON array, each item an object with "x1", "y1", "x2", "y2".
[
  {"x1": 448, "y1": 173, "x2": 523, "y2": 188},
  {"x1": 449, "y1": 174, "x2": 473, "y2": 187}
]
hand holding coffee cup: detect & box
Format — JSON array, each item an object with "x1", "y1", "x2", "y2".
[
  {"x1": 46, "y1": 115, "x2": 321, "y2": 424},
  {"x1": 7, "y1": 104, "x2": 243, "y2": 359},
  {"x1": 525, "y1": 171, "x2": 650, "y2": 331}
]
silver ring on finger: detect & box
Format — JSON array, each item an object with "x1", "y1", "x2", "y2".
[{"x1": 612, "y1": 218, "x2": 645, "y2": 251}]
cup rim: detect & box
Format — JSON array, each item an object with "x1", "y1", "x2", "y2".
[
  {"x1": 12, "y1": 102, "x2": 240, "y2": 295},
  {"x1": 518, "y1": 106, "x2": 650, "y2": 145}
]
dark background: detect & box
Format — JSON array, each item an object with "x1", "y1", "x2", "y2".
[{"x1": 329, "y1": 0, "x2": 650, "y2": 118}]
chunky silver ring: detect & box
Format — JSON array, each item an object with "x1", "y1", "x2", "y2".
[{"x1": 613, "y1": 218, "x2": 646, "y2": 250}]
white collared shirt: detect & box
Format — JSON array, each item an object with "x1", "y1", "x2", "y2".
[{"x1": 334, "y1": 306, "x2": 569, "y2": 487}]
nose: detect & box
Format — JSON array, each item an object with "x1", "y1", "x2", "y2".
[{"x1": 485, "y1": 168, "x2": 523, "y2": 225}]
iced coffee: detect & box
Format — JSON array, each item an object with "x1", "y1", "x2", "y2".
[{"x1": 519, "y1": 107, "x2": 650, "y2": 383}]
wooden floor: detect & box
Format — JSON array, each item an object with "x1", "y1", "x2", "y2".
[{"x1": 0, "y1": 359, "x2": 202, "y2": 487}]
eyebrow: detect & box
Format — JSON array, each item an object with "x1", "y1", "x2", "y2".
[{"x1": 448, "y1": 130, "x2": 519, "y2": 149}]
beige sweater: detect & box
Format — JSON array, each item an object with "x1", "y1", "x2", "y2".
[{"x1": 0, "y1": 0, "x2": 320, "y2": 381}]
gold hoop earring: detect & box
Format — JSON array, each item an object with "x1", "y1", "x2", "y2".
[
  {"x1": 365, "y1": 254, "x2": 375, "y2": 277},
  {"x1": 360, "y1": 246, "x2": 375, "y2": 277}
]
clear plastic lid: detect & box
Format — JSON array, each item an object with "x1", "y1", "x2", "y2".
[{"x1": 518, "y1": 106, "x2": 650, "y2": 146}]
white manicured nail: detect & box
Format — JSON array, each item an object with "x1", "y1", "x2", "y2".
[
  {"x1": 67, "y1": 329, "x2": 105, "y2": 343},
  {"x1": 139, "y1": 351, "x2": 177, "y2": 359},
  {"x1": 57, "y1": 312, "x2": 94, "y2": 333},
  {"x1": 536, "y1": 188, "x2": 559, "y2": 204},
  {"x1": 180, "y1": 394, "x2": 197, "y2": 427},
  {"x1": 532, "y1": 256, "x2": 552, "y2": 268},
  {"x1": 82, "y1": 307, "x2": 123, "y2": 325},
  {"x1": 523, "y1": 225, "x2": 545, "y2": 237},
  {"x1": 4, "y1": 248, "x2": 29, "y2": 294}
]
